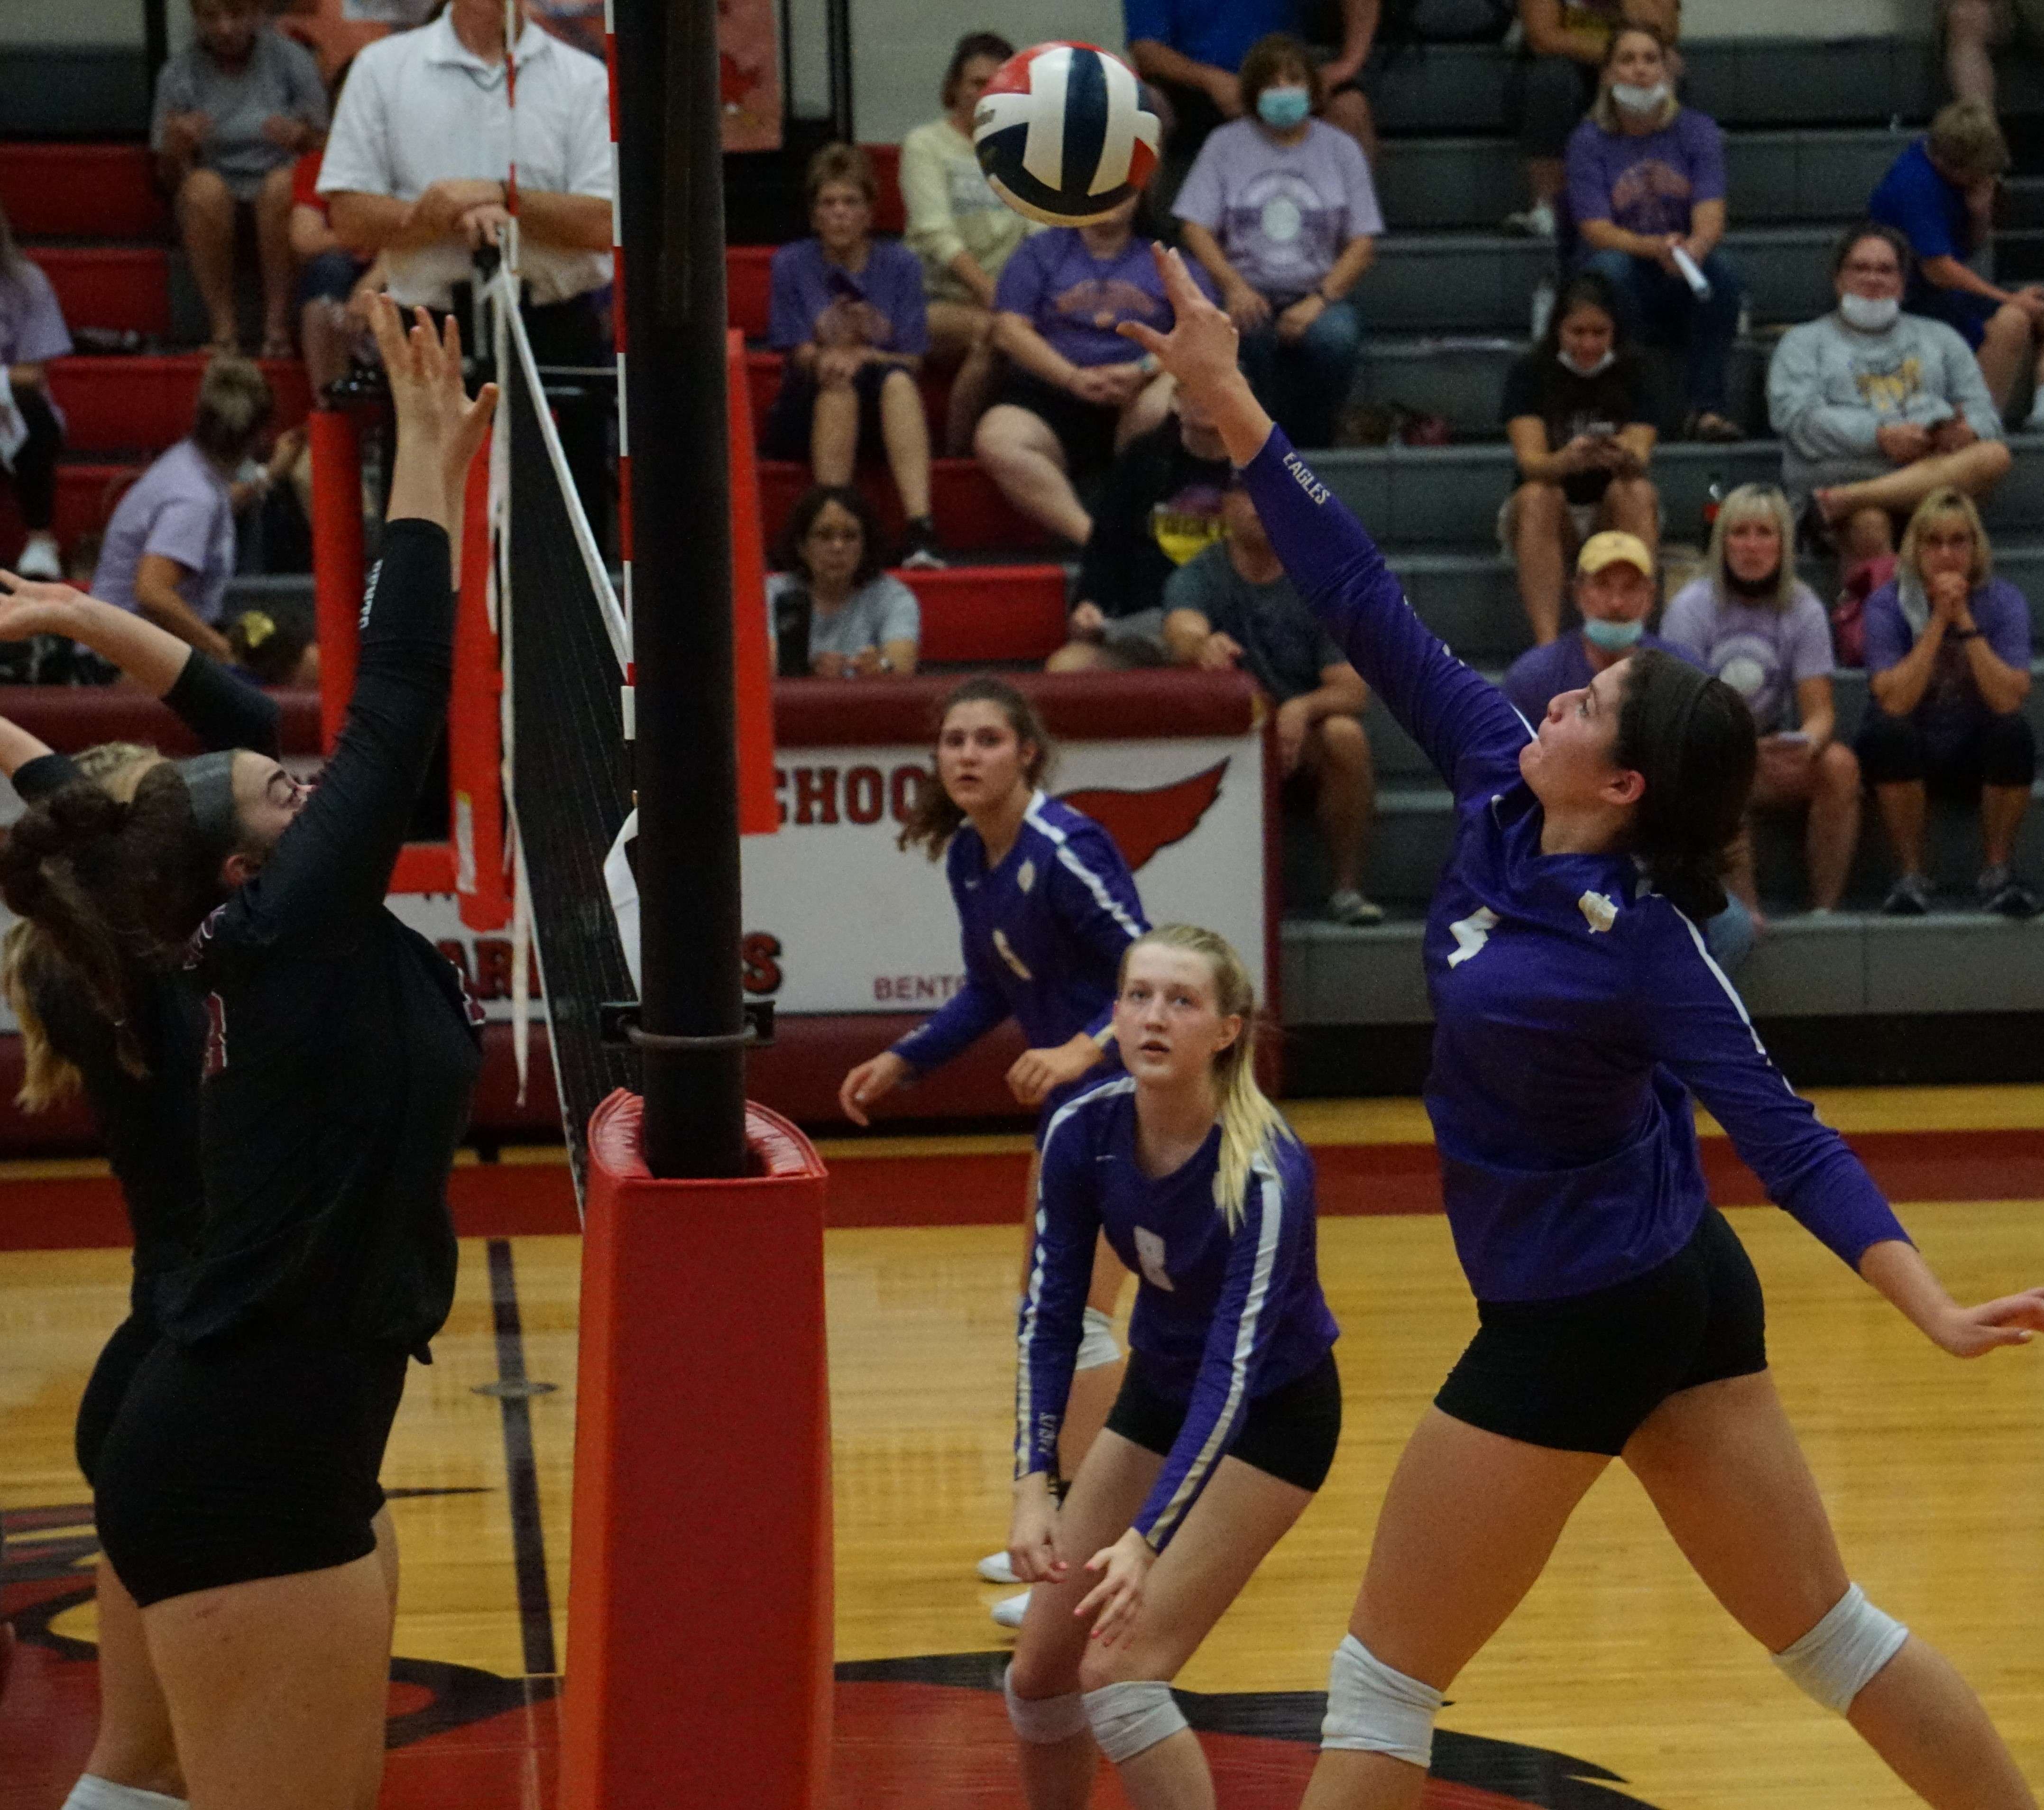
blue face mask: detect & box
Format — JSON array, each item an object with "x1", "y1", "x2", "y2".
[
  {"x1": 1257, "y1": 85, "x2": 1311, "y2": 130},
  {"x1": 1582, "y1": 616, "x2": 1646, "y2": 651}
]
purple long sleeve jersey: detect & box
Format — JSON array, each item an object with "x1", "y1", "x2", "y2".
[
  {"x1": 890, "y1": 791, "x2": 1148, "y2": 1082},
  {"x1": 1018, "y1": 1075, "x2": 1339, "y2": 1550},
  {"x1": 1241, "y1": 429, "x2": 1910, "y2": 1302}
]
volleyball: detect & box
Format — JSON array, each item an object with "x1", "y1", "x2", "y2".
[{"x1": 972, "y1": 41, "x2": 1162, "y2": 228}]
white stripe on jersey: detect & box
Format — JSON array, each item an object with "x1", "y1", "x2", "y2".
[
  {"x1": 1141, "y1": 1149, "x2": 1284, "y2": 1547},
  {"x1": 1670, "y1": 904, "x2": 1789, "y2": 1086},
  {"x1": 1015, "y1": 1075, "x2": 1138, "y2": 1479},
  {"x1": 1022, "y1": 791, "x2": 1144, "y2": 941}
]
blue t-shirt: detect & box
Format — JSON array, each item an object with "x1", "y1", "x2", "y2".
[
  {"x1": 993, "y1": 229, "x2": 1214, "y2": 368},
  {"x1": 1021, "y1": 1075, "x2": 1339, "y2": 1549},
  {"x1": 1861, "y1": 575, "x2": 2034, "y2": 742},
  {"x1": 1868, "y1": 139, "x2": 1975, "y2": 316},
  {"x1": 1122, "y1": 0, "x2": 1299, "y2": 72},
  {"x1": 890, "y1": 790, "x2": 1149, "y2": 1102},
  {"x1": 1500, "y1": 630, "x2": 1689, "y2": 728},
  {"x1": 1241, "y1": 426, "x2": 1912, "y2": 1304},
  {"x1": 766, "y1": 237, "x2": 929, "y2": 357}
]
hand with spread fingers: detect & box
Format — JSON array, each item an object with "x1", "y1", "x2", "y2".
[{"x1": 1117, "y1": 245, "x2": 1272, "y2": 465}]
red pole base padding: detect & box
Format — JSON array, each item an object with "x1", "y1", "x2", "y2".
[
  {"x1": 307, "y1": 408, "x2": 363, "y2": 758},
  {"x1": 560, "y1": 1092, "x2": 834, "y2": 1810}
]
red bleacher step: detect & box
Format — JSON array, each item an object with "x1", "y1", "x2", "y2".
[
  {"x1": 31, "y1": 246, "x2": 173, "y2": 338},
  {"x1": 47, "y1": 355, "x2": 313, "y2": 458},
  {"x1": 897, "y1": 564, "x2": 1068, "y2": 663},
  {"x1": 0, "y1": 144, "x2": 166, "y2": 241},
  {"x1": 758, "y1": 457, "x2": 1051, "y2": 555},
  {"x1": 0, "y1": 462, "x2": 143, "y2": 565}
]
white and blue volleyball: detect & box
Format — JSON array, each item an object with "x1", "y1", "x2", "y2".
[{"x1": 973, "y1": 42, "x2": 1161, "y2": 228}]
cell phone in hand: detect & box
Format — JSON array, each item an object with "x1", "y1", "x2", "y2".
[{"x1": 1584, "y1": 421, "x2": 1618, "y2": 440}]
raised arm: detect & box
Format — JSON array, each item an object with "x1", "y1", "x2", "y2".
[
  {"x1": 209, "y1": 303, "x2": 493, "y2": 948},
  {"x1": 1119, "y1": 244, "x2": 1530, "y2": 798}
]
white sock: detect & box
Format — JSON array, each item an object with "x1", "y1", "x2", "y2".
[{"x1": 62, "y1": 1777, "x2": 188, "y2": 1810}]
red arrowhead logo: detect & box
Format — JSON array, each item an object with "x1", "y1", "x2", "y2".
[{"x1": 1058, "y1": 760, "x2": 1228, "y2": 872}]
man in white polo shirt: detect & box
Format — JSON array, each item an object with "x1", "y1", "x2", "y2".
[{"x1": 319, "y1": 0, "x2": 614, "y2": 537}]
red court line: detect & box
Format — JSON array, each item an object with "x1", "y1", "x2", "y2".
[{"x1": 1, "y1": 1130, "x2": 2038, "y2": 1253}]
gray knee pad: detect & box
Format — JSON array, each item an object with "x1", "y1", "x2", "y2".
[
  {"x1": 1004, "y1": 1664, "x2": 1088, "y2": 1744},
  {"x1": 1076, "y1": 1305, "x2": 1120, "y2": 1370},
  {"x1": 1082, "y1": 1679, "x2": 1187, "y2": 1764},
  {"x1": 1320, "y1": 1634, "x2": 1446, "y2": 1769},
  {"x1": 1772, "y1": 1583, "x2": 1909, "y2": 1714}
]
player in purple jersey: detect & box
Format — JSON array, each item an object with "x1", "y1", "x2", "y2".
[
  {"x1": 1004, "y1": 924, "x2": 1340, "y2": 1808},
  {"x1": 838, "y1": 675, "x2": 1151, "y2": 1615},
  {"x1": 1124, "y1": 248, "x2": 2044, "y2": 1810}
]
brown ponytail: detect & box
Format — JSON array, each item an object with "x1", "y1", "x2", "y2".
[{"x1": 897, "y1": 674, "x2": 1056, "y2": 860}]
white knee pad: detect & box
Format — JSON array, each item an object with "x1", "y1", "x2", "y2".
[
  {"x1": 1772, "y1": 1583, "x2": 1909, "y2": 1714},
  {"x1": 1076, "y1": 1305, "x2": 1121, "y2": 1370},
  {"x1": 1004, "y1": 1664, "x2": 1088, "y2": 1744},
  {"x1": 1083, "y1": 1679, "x2": 1188, "y2": 1764},
  {"x1": 1320, "y1": 1634, "x2": 1446, "y2": 1769}
]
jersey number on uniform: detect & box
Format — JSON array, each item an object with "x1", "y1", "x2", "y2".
[
  {"x1": 1133, "y1": 1226, "x2": 1174, "y2": 1292},
  {"x1": 1446, "y1": 907, "x2": 1499, "y2": 968}
]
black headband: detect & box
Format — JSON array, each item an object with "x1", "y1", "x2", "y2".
[{"x1": 172, "y1": 751, "x2": 241, "y2": 864}]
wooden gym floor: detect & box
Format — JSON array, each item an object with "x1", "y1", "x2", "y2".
[{"x1": 2, "y1": 1087, "x2": 2041, "y2": 1809}]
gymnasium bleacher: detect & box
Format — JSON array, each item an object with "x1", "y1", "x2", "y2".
[{"x1": 6, "y1": 29, "x2": 2044, "y2": 1081}]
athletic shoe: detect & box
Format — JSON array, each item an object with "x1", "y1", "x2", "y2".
[
  {"x1": 11, "y1": 533, "x2": 60, "y2": 580},
  {"x1": 1327, "y1": 888, "x2": 1384, "y2": 926},
  {"x1": 977, "y1": 1550, "x2": 1020, "y2": 1585},
  {"x1": 900, "y1": 517, "x2": 948, "y2": 570},
  {"x1": 991, "y1": 1590, "x2": 1030, "y2": 1629},
  {"x1": 1880, "y1": 874, "x2": 1931, "y2": 916},
  {"x1": 1980, "y1": 873, "x2": 2042, "y2": 919},
  {"x1": 1504, "y1": 199, "x2": 1556, "y2": 239}
]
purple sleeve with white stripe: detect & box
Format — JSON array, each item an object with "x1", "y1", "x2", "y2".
[
  {"x1": 1047, "y1": 817, "x2": 1148, "y2": 1042},
  {"x1": 1014, "y1": 1097, "x2": 1104, "y2": 1480},
  {"x1": 1639, "y1": 906, "x2": 1910, "y2": 1268},
  {"x1": 1238, "y1": 427, "x2": 1530, "y2": 803},
  {"x1": 1130, "y1": 1150, "x2": 1306, "y2": 1551},
  {"x1": 891, "y1": 922, "x2": 1009, "y2": 1074}
]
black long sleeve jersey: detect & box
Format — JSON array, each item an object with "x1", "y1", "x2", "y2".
[
  {"x1": 15, "y1": 654, "x2": 282, "y2": 1320},
  {"x1": 162, "y1": 521, "x2": 483, "y2": 1353}
]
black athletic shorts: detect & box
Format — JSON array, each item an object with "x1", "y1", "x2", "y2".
[
  {"x1": 991, "y1": 372, "x2": 1122, "y2": 482},
  {"x1": 94, "y1": 1330, "x2": 411, "y2": 1608},
  {"x1": 1435, "y1": 1207, "x2": 1768, "y2": 1456},
  {"x1": 1107, "y1": 1350, "x2": 1343, "y2": 1493},
  {"x1": 75, "y1": 1310, "x2": 162, "y2": 1490}
]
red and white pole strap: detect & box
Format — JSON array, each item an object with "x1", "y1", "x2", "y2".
[
  {"x1": 602, "y1": 0, "x2": 637, "y2": 738},
  {"x1": 501, "y1": 0, "x2": 521, "y2": 274}
]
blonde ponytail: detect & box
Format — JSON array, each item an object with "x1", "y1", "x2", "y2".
[{"x1": 1121, "y1": 923, "x2": 1293, "y2": 1231}]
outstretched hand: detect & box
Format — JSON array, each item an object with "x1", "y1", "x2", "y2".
[
  {"x1": 1930, "y1": 1287, "x2": 2044, "y2": 1358},
  {"x1": 364, "y1": 295, "x2": 497, "y2": 508},
  {"x1": 0, "y1": 570, "x2": 84, "y2": 642},
  {"x1": 1116, "y1": 245, "x2": 1271, "y2": 465}
]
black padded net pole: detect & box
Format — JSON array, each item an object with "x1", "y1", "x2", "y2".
[{"x1": 611, "y1": 0, "x2": 749, "y2": 1177}]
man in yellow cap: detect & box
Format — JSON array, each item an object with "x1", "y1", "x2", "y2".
[{"x1": 1500, "y1": 529, "x2": 1756, "y2": 968}]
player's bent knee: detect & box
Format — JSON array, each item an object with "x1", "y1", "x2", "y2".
[
  {"x1": 1770, "y1": 1584, "x2": 1909, "y2": 1714},
  {"x1": 1320, "y1": 1633, "x2": 1446, "y2": 1768},
  {"x1": 1005, "y1": 1663, "x2": 1088, "y2": 1743},
  {"x1": 1082, "y1": 1679, "x2": 1187, "y2": 1764},
  {"x1": 1076, "y1": 1305, "x2": 1121, "y2": 1370}
]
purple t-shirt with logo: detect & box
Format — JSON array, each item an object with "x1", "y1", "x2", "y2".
[
  {"x1": 92, "y1": 440, "x2": 238, "y2": 627},
  {"x1": 994, "y1": 230, "x2": 1214, "y2": 368},
  {"x1": 1173, "y1": 118, "x2": 1384, "y2": 299},
  {"x1": 0, "y1": 260, "x2": 73, "y2": 367},
  {"x1": 1661, "y1": 578, "x2": 1834, "y2": 736},
  {"x1": 767, "y1": 237, "x2": 930, "y2": 357},
  {"x1": 1861, "y1": 576, "x2": 2035, "y2": 740},
  {"x1": 1500, "y1": 629, "x2": 1690, "y2": 726},
  {"x1": 1565, "y1": 108, "x2": 1726, "y2": 241}
]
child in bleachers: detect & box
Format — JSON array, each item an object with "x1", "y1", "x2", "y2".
[
  {"x1": 0, "y1": 201, "x2": 73, "y2": 582},
  {"x1": 153, "y1": 0, "x2": 329, "y2": 358}
]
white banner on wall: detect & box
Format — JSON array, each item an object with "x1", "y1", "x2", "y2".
[{"x1": 738, "y1": 733, "x2": 1266, "y2": 1015}]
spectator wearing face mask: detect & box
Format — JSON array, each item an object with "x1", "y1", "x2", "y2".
[
  {"x1": 1174, "y1": 33, "x2": 1381, "y2": 450},
  {"x1": 1499, "y1": 270, "x2": 1658, "y2": 646},
  {"x1": 1769, "y1": 222, "x2": 2009, "y2": 574}
]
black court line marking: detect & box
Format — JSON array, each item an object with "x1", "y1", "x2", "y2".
[{"x1": 486, "y1": 1237, "x2": 558, "y2": 1677}]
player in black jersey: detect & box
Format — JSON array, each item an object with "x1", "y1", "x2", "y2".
[{"x1": 0, "y1": 299, "x2": 493, "y2": 1810}]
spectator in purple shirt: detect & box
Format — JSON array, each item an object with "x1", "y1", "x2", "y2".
[
  {"x1": 1175, "y1": 34, "x2": 1381, "y2": 450},
  {"x1": 91, "y1": 358, "x2": 299, "y2": 664},
  {"x1": 974, "y1": 197, "x2": 1193, "y2": 547},
  {"x1": 1663, "y1": 484, "x2": 1860, "y2": 920},
  {"x1": 1567, "y1": 25, "x2": 1743, "y2": 441},
  {"x1": 0, "y1": 202, "x2": 74, "y2": 583},
  {"x1": 762, "y1": 144, "x2": 942, "y2": 569},
  {"x1": 1857, "y1": 486, "x2": 2038, "y2": 917}
]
